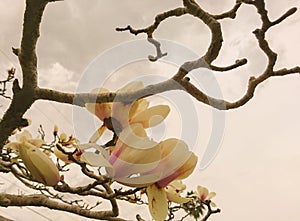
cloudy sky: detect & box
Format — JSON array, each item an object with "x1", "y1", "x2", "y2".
[{"x1": 0, "y1": 0, "x2": 300, "y2": 220}]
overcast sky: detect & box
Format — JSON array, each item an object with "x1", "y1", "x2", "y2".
[{"x1": 0, "y1": 0, "x2": 300, "y2": 220}]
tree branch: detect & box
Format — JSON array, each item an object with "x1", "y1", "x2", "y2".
[
  {"x1": 0, "y1": 193, "x2": 124, "y2": 221},
  {"x1": 0, "y1": 0, "x2": 50, "y2": 149}
]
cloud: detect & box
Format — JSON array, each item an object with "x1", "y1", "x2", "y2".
[{"x1": 39, "y1": 62, "x2": 77, "y2": 92}]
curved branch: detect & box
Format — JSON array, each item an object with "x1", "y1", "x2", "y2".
[
  {"x1": 0, "y1": 193, "x2": 124, "y2": 221},
  {"x1": 212, "y1": 0, "x2": 242, "y2": 19},
  {"x1": 210, "y1": 59, "x2": 248, "y2": 72}
]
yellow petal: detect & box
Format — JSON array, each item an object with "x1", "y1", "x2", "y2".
[
  {"x1": 165, "y1": 187, "x2": 192, "y2": 204},
  {"x1": 28, "y1": 139, "x2": 44, "y2": 148},
  {"x1": 174, "y1": 152, "x2": 198, "y2": 180},
  {"x1": 111, "y1": 102, "x2": 132, "y2": 128},
  {"x1": 197, "y1": 186, "x2": 208, "y2": 198},
  {"x1": 206, "y1": 192, "x2": 216, "y2": 200},
  {"x1": 117, "y1": 124, "x2": 154, "y2": 149},
  {"x1": 168, "y1": 180, "x2": 186, "y2": 192},
  {"x1": 154, "y1": 139, "x2": 197, "y2": 187},
  {"x1": 129, "y1": 99, "x2": 149, "y2": 119},
  {"x1": 210, "y1": 201, "x2": 217, "y2": 207},
  {"x1": 89, "y1": 125, "x2": 107, "y2": 143},
  {"x1": 20, "y1": 142, "x2": 60, "y2": 186},
  {"x1": 146, "y1": 184, "x2": 168, "y2": 221},
  {"x1": 54, "y1": 145, "x2": 72, "y2": 163},
  {"x1": 130, "y1": 105, "x2": 170, "y2": 128},
  {"x1": 16, "y1": 130, "x2": 32, "y2": 142},
  {"x1": 85, "y1": 88, "x2": 111, "y2": 121},
  {"x1": 113, "y1": 124, "x2": 161, "y2": 164}
]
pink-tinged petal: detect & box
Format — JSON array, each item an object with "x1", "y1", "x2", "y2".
[
  {"x1": 114, "y1": 173, "x2": 162, "y2": 188},
  {"x1": 80, "y1": 152, "x2": 112, "y2": 168},
  {"x1": 157, "y1": 152, "x2": 198, "y2": 187},
  {"x1": 89, "y1": 125, "x2": 107, "y2": 143},
  {"x1": 147, "y1": 184, "x2": 168, "y2": 221},
  {"x1": 144, "y1": 138, "x2": 197, "y2": 187},
  {"x1": 111, "y1": 125, "x2": 161, "y2": 164},
  {"x1": 109, "y1": 156, "x2": 160, "y2": 179},
  {"x1": 130, "y1": 105, "x2": 170, "y2": 128},
  {"x1": 197, "y1": 186, "x2": 208, "y2": 199}
]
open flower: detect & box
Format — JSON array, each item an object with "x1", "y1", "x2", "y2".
[
  {"x1": 80, "y1": 123, "x2": 197, "y2": 221},
  {"x1": 85, "y1": 81, "x2": 170, "y2": 142},
  {"x1": 54, "y1": 132, "x2": 80, "y2": 163},
  {"x1": 4, "y1": 131, "x2": 60, "y2": 186},
  {"x1": 165, "y1": 180, "x2": 192, "y2": 204},
  {"x1": 193, "y1": 186, "x2": 216, "y2": 207}
]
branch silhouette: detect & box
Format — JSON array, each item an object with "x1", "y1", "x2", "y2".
[{"x1": 0, "y1": 0, "x2": 299, "y2": 220}]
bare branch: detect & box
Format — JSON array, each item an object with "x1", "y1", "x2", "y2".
[
  {"x1": 201, "y1": 201, "x2": 221, "y2": 221},
  {"x1": 212, "y1": 0, "x2": 242, "y2": 19},
  {"x1": 35, "y1": 79, "x2": 181, "y2": 106},
  {"x1": 210, "y1": 59, "x2": 248, "y2": 72},
  {"x1": 116, "y1": 7, "x2": 187, "y2": 61},
  {"x1": 0, "y1": 193, "x2": 124, "y2": 221}
]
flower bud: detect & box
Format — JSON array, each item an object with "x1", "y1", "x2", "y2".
[{"x1": 19, "y1": 142, "x2": 60, "y2": 186}]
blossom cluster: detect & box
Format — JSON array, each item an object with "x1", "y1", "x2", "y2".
[{"x1": 3, "y1": 81, "x2": 217, "y2": 221}]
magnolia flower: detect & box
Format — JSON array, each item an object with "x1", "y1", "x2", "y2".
[
  {"x1": 54, "y1": 132, "x2": 80, "y2": 163},
  {"x1": 165, "y1": 180, "x2": 192, "y2": 204},
  {"x1": 194, "y1": 186, "x2": 216, "y2": 207},
  {"x1": 85, "y1": 81, "x2": 170, "y2": 143},
  {"x1": 80, "y1": 123, "x2": 197, "y2": 221},
  {"x1": 4, "y1": 131, "x2": 60, "y2": 186}
]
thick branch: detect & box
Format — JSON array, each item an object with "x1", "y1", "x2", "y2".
[
  {"x1": 0, "y1": 193, "x2": 124, "y2": 221},
  {"x1": 0, "y1": 0, "x2": 49, "y2": 149},
  {"x1": 35, "y1": 79, "x2": 181, "y2": 106},
  {"x1": 19, "y1": 0, "x2": 48, "y2": 89}
]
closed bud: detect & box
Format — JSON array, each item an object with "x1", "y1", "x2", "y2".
[{"x1": 19, "y1": 142, "x2": 60, "y2": 186}]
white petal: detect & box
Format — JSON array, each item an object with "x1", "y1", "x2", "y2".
[
  {"x1": 118, "y1": 124, "x2": 157, "y2": 149},
  {"x1": 114, "y1": 173, "x2": 162, "y2": 188},
  {"x1": 80, "y1": 152, "x2": 112, "y2": 168},
  {"x1": 89, "y1": 125, "x2": 106, "y2": 143},
  {"x1": 165, "y1": 189, "x2": 192, "y2": 204},
  {"x1": 110, "y1": 157, "x2": 160, "y2": 178}
]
